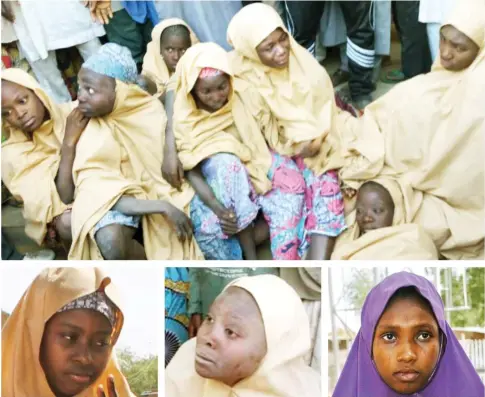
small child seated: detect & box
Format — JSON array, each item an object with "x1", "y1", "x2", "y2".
[
  {"x1": 355, "y1": 181, "x2": 395, "y2": 236},
  {"x1": 166, "y1": 274, "x2": 321, "y2": 397}
]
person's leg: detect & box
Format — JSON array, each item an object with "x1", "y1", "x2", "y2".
[
  {"x1": 95, "y1": 223, "x2": 146, "y2": 260},
  {"x1": 76, "y1": 38, "x2": 102, "y2": 61},
  {"x1": 258, "y1": 152, "x2": 305, "y2": 260},
  {"x1": 29, "y1": 50, "x2": 72, "y2": 103},
  {"x1": 426, "y1": 22, "x2": 441, "y2": 62},
  {"x1": 190, "y1": 154, "x2": 260, "y2": 260},
  {"x1": 282, "y1": 1, "x2": 326, "y2": 55},
  {"x1": 104, "y1": 9, "x2": 146, "y2": 66},
  {"x1": 339, "y1": 1, "x2": 375, "y2": 107},
  {"x1": 393, "y1": 0, "x2": 431, "y2": 77},
  {"x1": 1, "y1": 230, "x2": 24, "y2": 260},
  {"x1": 295, "y1": 162, "x2": 346, "y2": 260},
  {"x1": 55, "y1": 210, "x2": 73, "y2": 250}
]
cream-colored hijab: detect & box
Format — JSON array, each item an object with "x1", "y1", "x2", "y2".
[
  {"x1": 69, "y1": 80, "x2": 202, "y2": 260},
  {"x1": 173, "y1": 42, "x2": 272, "y2": 194},
  {"x1": 166, "y1": 274, "x2": 321, "y2": 397},
  {"x1": 227, "y1": 3, "x2": 342, "y2": 175},
  {"x1": 1, "y1": 69, "x2": 72, "y2": 244},
  {"x1": 336, "y1": 0, "x2": 485, "y2": 259},
  {"x1": 142, "y1": 18, "x2": 199, "y2": 95},
  {"x1": 1, "y1": 267, "x2": 135, "y2": 397},
  {"x1": 331, "y1": 177, "x2": 438, "y2": 260}
]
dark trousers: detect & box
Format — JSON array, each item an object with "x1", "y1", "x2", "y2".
[
  {"x1": 104, "y1": 9, "x2": 153, "y2": 69},
  {"x1": 393, "y1": 1, "x2": 432, "y2": 77},
  {"x1": 283, "y1": 1, "x2": 375, "y2": 98}
]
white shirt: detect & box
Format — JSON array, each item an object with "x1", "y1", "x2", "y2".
[
  {"x1": 419, "y1": 0, "x2": 455, "y2": 24},
  {"x1": 12, "y1": 0, "x2": 105, "y2": 62}
]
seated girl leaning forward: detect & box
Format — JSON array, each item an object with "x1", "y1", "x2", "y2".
[
  {"x1": 1, "y1": 267, "x2": 135, "y2": 397},
  {"x1": 173, "y1": 42, "x2": 275, "y2": 260},
  {"x1": 1, "y1": 68, "x2": 91, "y2": 252},
  {"x1": 67, "y1": 43, "x2": 203, "y2": 260},
  {"x1": 166, "y1": 274, "x2": 321, "y2": 397},
  {"x1": 331, "y1": 179, "x2": 438, "y2": 260},
  {"x1": 333, "y1": 271, "x2": 485, "y2": 397},
  {"x1": 227, "y1": 3, "x2": 347, "y2": 260},
  {"x1": 142, "y1": 18, "x2": 198, "y2": 99}
]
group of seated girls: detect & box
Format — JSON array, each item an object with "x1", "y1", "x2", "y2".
[{"x1": 2, "y1": 2, "x2": 483, "y2": 260}]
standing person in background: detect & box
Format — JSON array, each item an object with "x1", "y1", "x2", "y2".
[
  {"x1": 7, "y1": 0, "x2": 104, "y2": 103},
  {"x1": 87, "y1": 0, "x2": 159, "y2": 72},
  {"x1": 419, "y1": 0, "x2": 455, "y2": 62},
  {"x1": 282, "y1": 1, "x2": 375, "y2": 110},
  {"x1": 382, "y1": 1, "x2": 432, "y2": 83}
]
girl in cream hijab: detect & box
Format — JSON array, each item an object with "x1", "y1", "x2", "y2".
[
  {"x1": 174, "y1": 41, "x2": 334, "y2": 260},
  {"x1": 2, "y1": 267, "x2": 135, "y2": 397},
  {"x1": 331, "y1": 177, "x2": 438, "y2": 260},
  {"x1": 337, "y1": 0, "x2": 484, "y2": 260},
  {"x1": 68, "y1": 43, "x2": 202, "y2": 260},
  {"x1": 142, "y1": 18, "x2": 198, "y2": 98},
  {"x1": 166, "y1": 274, "x2": 320, "y2": 397},
  {"x1": 227, "y1": 3, "x2": 346, "y2": 260},
  {"x1": 1, "y1": 69, "x2": 88, "y2": 252}
]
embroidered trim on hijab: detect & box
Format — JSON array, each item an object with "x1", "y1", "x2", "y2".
[
  {"x1": 199, "y1": 67, "x2": 223, "y2": 79},
  {"x1": 57, "y1": 290, "x2": 117, "y2": 327},
  {"x1": 83, "y1": 43, "x2": 138, "y2": 84}
]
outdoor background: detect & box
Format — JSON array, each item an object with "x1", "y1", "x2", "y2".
[
  {"x1": 1, "y1": 264, "x2": 159, "y2": 396},
  {"x1": 327, "y1": 266, "x2": 485, "y2": 395}
]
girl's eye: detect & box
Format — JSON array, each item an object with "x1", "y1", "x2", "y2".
[
  {"x1": 225, "y1": 329, "x2": 236, "y2": 338},
  {"x1": 95, "y1": 340, "x2": 110, "y2": 347},
  {"x1": 62, "y1": 333, "x2": 77, "y2": 343},
  {"x1": 417, "y1": 332, "x2": 432, "y2": 341},
  {"x1": 382, "y1": 333, "x2": 396, "y2": 342},
  {"x1": 2, "y1": 110, "x2": 11, "y2": 117},
  {"x1": 206, "y1": 315, "x2": 214, "y2": 323},
  {"x1": 88, "y1": 88, "x2": 95, "y2": 95},
  {"x1": 19, "y1": 97, "x2": 27, "y2": 105},
  {"x1": 356, "y1": 208, "x2": 362, "y2": 215},
  {"x1": 374, "y1": 208, "x2": 383, "y2": 214}
]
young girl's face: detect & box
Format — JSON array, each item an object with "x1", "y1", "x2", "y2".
[
  {"x1": 256, "y1": 28, "x2": 290, "y2": 69},
  {"x1": 77, "y1": 68, "x2": 116, "y2": 118},
  {"x1": 356, "y1": 184, "x2": 395, "y2": 235},
  {"x1": 1, "y1": 80, "x2": 47, "y2": 134},
  {"x1": 160, "y1": 32, "x2": 191, "y2": 73},
  {"x1": 192, "y1": 74, "x2": 231, "y2": 113},
  {"x1": 372, "y1": 295, "x2": 440, "y2": 394},
  {"x1": 440, "y1": 25, "x2": 480, "y2": 71},
  {"x1": 195, "y1": 287, "x2": 267, "y2": 387},
  {"x1": 39, "y1": 308, "x2": 113, "y2": 397}
]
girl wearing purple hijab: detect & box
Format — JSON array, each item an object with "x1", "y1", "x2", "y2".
[{"x1": 333, "y1": 271, "x2": 484, "y2": 397}]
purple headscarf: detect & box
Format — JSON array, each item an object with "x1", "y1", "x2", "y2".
[{"x1": 333, "y1": 271, "x2": 484, "y2": 397}]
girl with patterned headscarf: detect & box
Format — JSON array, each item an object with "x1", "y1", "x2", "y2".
[
  {"x1": 67, "y1": 43, "x2": 203, "y2": 260},
  {"x1": 2, "y1": 267, "x2": 135, "y2": 397}
]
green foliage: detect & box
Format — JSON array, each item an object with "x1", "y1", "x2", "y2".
[
  {"x1": 342, "y1": 269, "x2": 375, "y2": 309},
  {"x1": 117, "y1": 348, "x2": 158, "y2": 397},
  {"x1": 441, "y1": 268, "x2": 485, "y2": 328}
]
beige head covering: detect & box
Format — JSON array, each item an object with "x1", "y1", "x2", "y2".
[
  {"x1": 166, "y1": 274, "x2": 320, "y2": 397},
  {"x1": 1, "y1": 267, "x2": 135, "y2": 397},
  {"x1": 227, "y1": 3, "x2": 342, "y2": 176},
  {"x1": 69, "y1": 80, "x2": 202, "y2": 260},
  {"x1": 432, "y1": 0, "x2": 485, "y2": 71},
  {"x1": 142, "y1": 18, "x2": 199, "y2": 95},
  {"x1": 331, "y1": 177, "x2": 438, "y2": 260},
  {"x1": 1, "y1": 69, "x2": 72, "y2": 244},
  {"x1": 336, "y1": 0, "x2": 485, "y2": 259},
  {"x1": 173, "y1": 42, "x2": 272, "y2": 194}
]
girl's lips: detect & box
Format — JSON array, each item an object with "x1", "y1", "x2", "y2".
[
  {"x1": 393, "y1": 371, "x2": 420, "y2": 382},
  {"x1": 68, "y1": 373, "x2": 92, "y2": 384}
]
